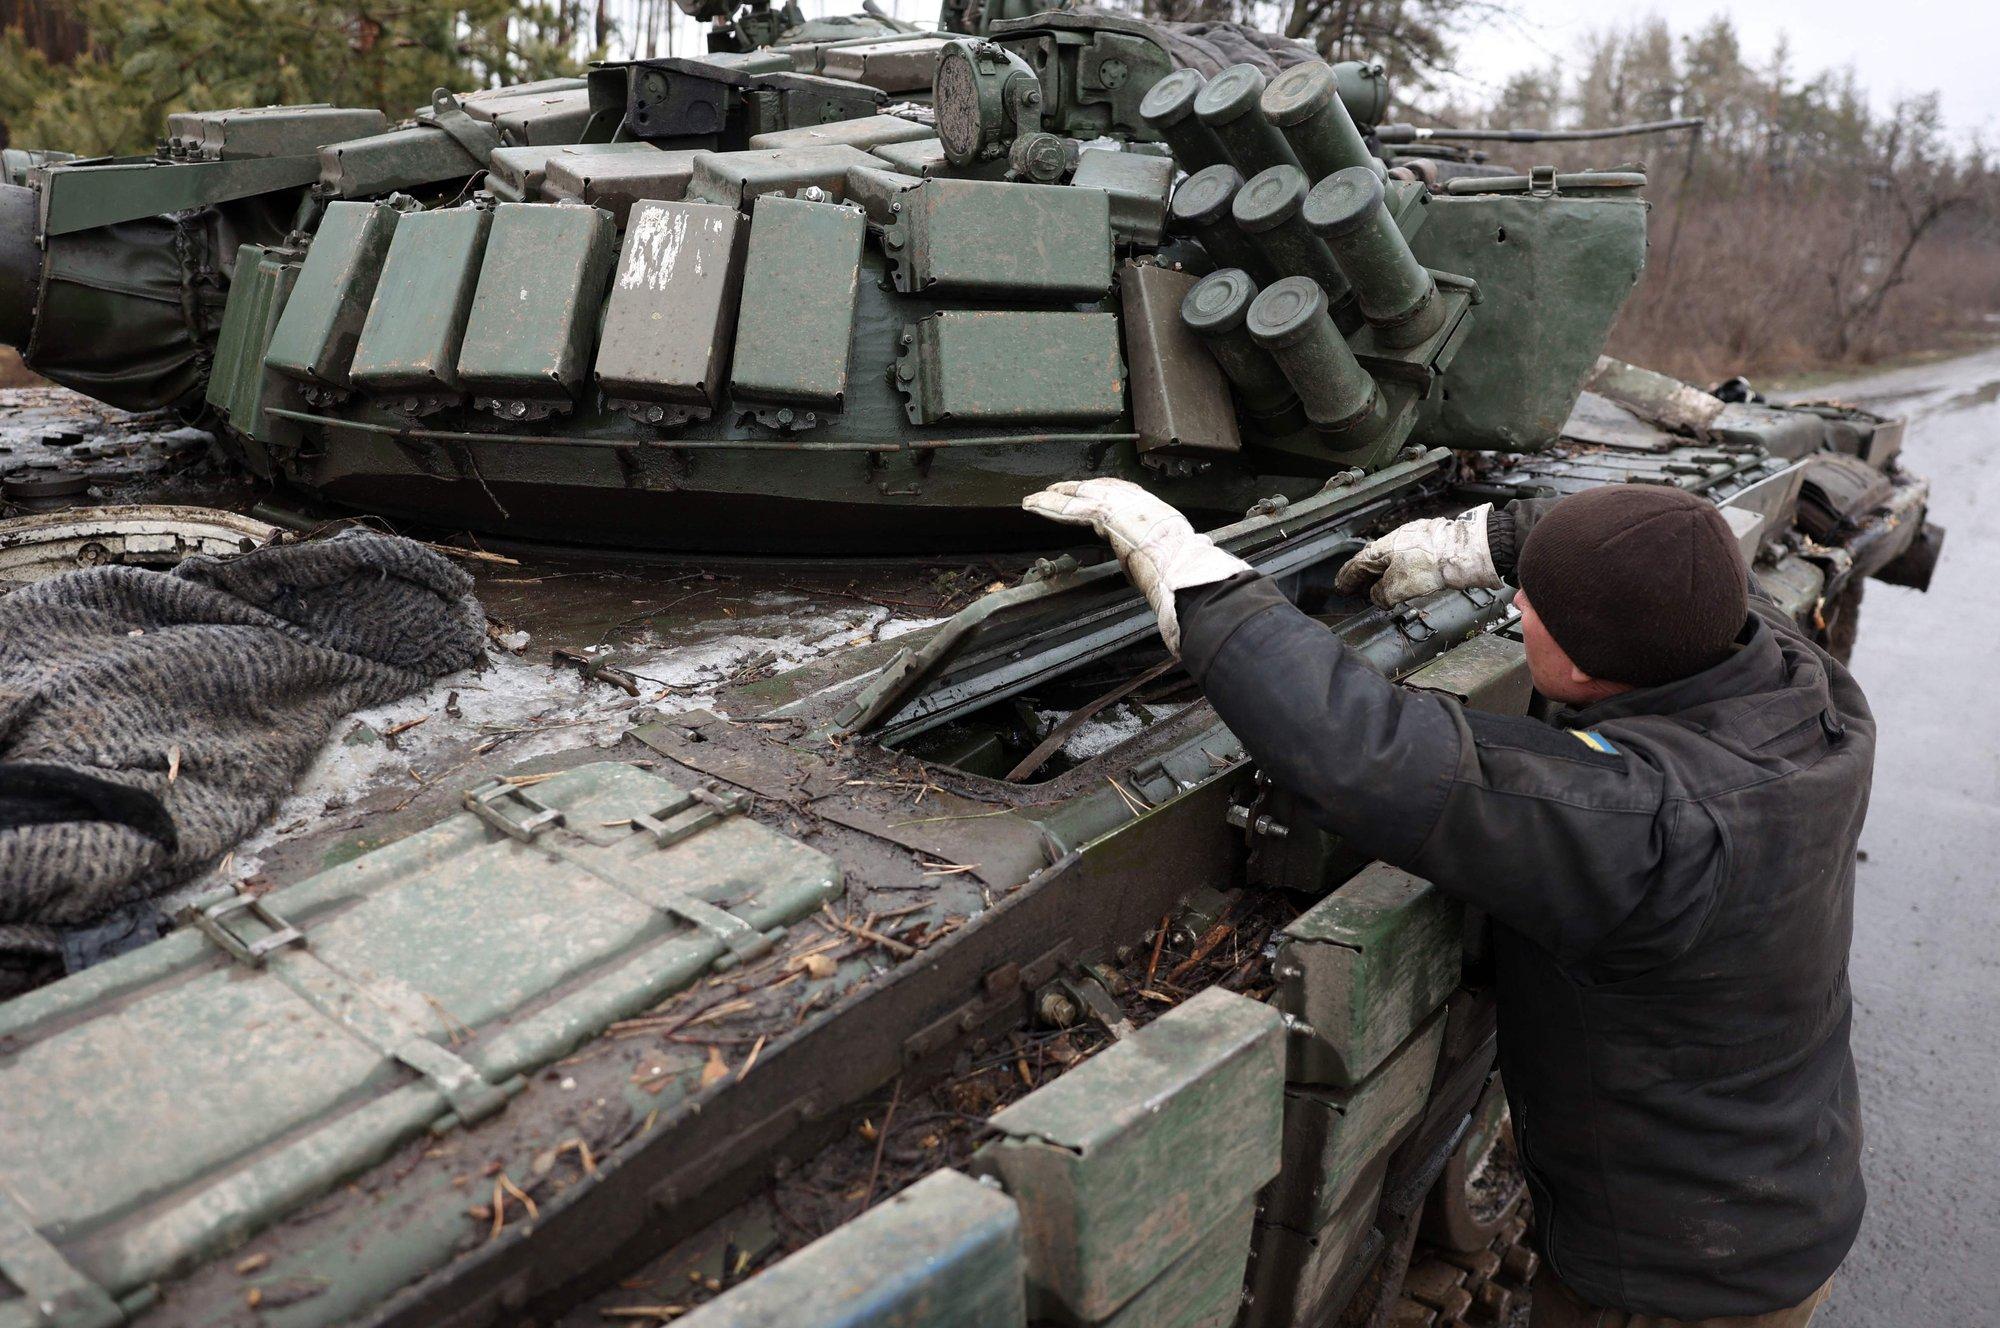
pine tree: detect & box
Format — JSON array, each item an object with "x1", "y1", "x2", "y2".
[{"x1": 0, "y1": 0, "x2": 594, "y2": 157}]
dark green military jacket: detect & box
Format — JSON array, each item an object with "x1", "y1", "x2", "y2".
[{"x1": 1176, "y1": 503, "x2": 1871, "y2": 1319}]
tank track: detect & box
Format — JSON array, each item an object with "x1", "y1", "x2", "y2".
[{"x1": 1390, "y1": 1208, "x2": 1539, "y2": 1327}]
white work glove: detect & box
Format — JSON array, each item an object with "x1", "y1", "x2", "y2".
[
  {"x1": 1022, "y1": 478, "x2": 1250, "y2": 655},
  {"x1": 1333, "y1": 503, "x2": 1501, "y2": 608}
]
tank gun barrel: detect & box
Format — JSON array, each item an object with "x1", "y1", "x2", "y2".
[{"x1": 1377, "y1": 116, "x2": 1704, "y2": 145}]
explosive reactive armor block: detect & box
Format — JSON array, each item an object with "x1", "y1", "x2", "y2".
[
  {"x1": 264, "y1": 199, "x2": 401, "y2": 393},
  {"x1": 1244, "y1": 1160, "x2": 1387, "y2": 1328},
  {"x1": 675, "y1": 1170, "x2": 1025, "y2": 1328},
  {"x1": 884, "y1": 177, "x2": 1113, "y2": 298},
  {"x1": 1274, "y1": 862, "x2": 1464, "y2": 1086},
  {"x1": 348, "y1": 204, "x2": 492, "y2": 406},
  {"x1": 1073, "y1": 149, "x2": 1175, "y2": 247},
  {"x1": 1122, "y1": 263, "x2": 1241, "y2": 457},
  {"x1": 165, "y1": 104, "x2": 387, "y2": 161},
  {"x1": 686, "y1": 145, "x2": 883, "y2": 208},
  {"x1": 541, "y1": 147, "x2": 700, "y2": 225},
  {"x1": 746, "y1": 113, "x2": 934, "y2": 152},
  {"x1": 729, "y1": 194, "x2": 866, "y2": 425},
  {"x1": 1098, "y1": 1200, "x2": 1256, "y2": 1328},
  {"x1": 458, "y1": 202, "x2": 618, "y2": 417},
  {"x1": 895, "y1": 311, "x2": 1125, "y2": 426},
  {"x1": 487, "y1": 142, "x2": 653, "y2": 202},
  {"x1": 972, "y1": 987, "x2": 1284, "y2": 1322},
  {"x1": 595, "y1": 199, "x2": 747, "y2": 425},
  {"x1": 204, "y1": 244, "x2": 302, "y2": 473},
  {"x1": 1264, "y1": 1010, "x2": 1446, "y2": 1235}
]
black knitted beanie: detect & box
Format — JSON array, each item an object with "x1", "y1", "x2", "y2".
[{"x1": 1515, "y1": 486, "x2": 1749, "y2": 687}]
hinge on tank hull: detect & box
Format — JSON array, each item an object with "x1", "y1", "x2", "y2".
[
  {"x1": 179, "y1": 883, "x2": 520, "y2": 1129},
  {"x1": 461, "y1": 776, "x2": 783, "y2": 971}
]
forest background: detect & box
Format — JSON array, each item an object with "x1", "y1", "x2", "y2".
[{"x1": 2, "y1": 0, "x2": 1996, "y2": 384}]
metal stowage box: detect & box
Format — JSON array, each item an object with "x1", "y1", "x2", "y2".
[
  {"x1": 729, "y1": 195, "x2": 866, "y2": 419},
  {"x1": 675, "y1": 1170, "x2": 1026, "y2": 1327},
  {"x1": 886, "y1": 178, "x2": 1113, "y2": 298},
  {"x1": 972, "y1": 987, "x2": 1284, "y2": 1322},
  {"x1": 348, "y1": 205, "x2": 492, "y2": 396},
  {"x1": 458, "y1": 202, "x2": 617, "y2": 411},
  {"x1": 895, "y1": 311, "x2": 1125, "y2": 426},
  {"x1": 264, "y1": 199, "x2": 400, "y2": 391},
  {"x1": 595, "y1": 199, "x2": 747, "y2": 421}
]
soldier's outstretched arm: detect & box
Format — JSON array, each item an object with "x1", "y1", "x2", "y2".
[{"x1": 1025, "y1": 480, "x2": 1720, "y2": 977}]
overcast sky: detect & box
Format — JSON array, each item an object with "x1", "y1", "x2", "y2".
[{"x1": 1432, "y1": 0, "x2": 1999, "y2": 143}]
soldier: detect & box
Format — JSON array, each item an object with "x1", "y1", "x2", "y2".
[{"x1": 1025, "y1": 478, "x2": 1869, "y2": 1328}]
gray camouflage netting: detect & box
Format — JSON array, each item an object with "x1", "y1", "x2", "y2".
[{"x1": 0, "y1": 529, "x2": 485, "y2": 994}]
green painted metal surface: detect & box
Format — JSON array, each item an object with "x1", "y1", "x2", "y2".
[
  {"x1": 1098, "y1": 1199, "x2": 1255, "y2": 1328},
  {"x1": 687, "y1": 146, "x2": 885, "y2": 208},
  {"x1": 675, "y1": 1171, "x2": 1025, "y2": 1328},
  {"x1": 746, "y1": 114, "x2": 935, "y2": 152},
  {"x1": 1402, "y1": 631, "x2": 1533, "y2": 714},
  {"x1": 1122, "y1": 261, "x2": 1241, "y2": 456},
  {"x1": 1243, "y1": 1160, "x2": 1385, "y2": 1328},
  {"x1": 729, "y1": 194, "x2": 866, "y2": 415},
  {"x1": 349, "y1": 205, "x2": 492, "y2": 395},
  {"x1": 542, "y1": 147, "x2": 700, "y2": 226},
  {"x1": 973, "y1": 987, "x2": 1283, "y2": 1322},
  {"x1": 0, "y1": 763, "x2": 839, "y2": 1326},
  {"x1": 459, "y1": 202, "x2": 617, "y2": 403},
  {"x1": 594, "y1": 199, "x2": 746, "y2": 412},
  {"x1": 1409, "y1": 190, "x2": 1647, "y2": 451},
  {"x1": 1276, "y1": 862, "x2": 1463, "y2": 1087},
  {"x1": 1264, "y1": 1009, "x2": 1445, "y2": 1235},
  {"x1": 895, "y1": 310, "x2": 1125, "y2": 425},
  {"x1": 35, "y1": 156, "x2": 321, "y2": 236},
  {"x1": 885, "y1": 177, "x2": 1112, "y2": 298},
  {"x1": 265, "y1": 200, "x2": 401, "y2": 390},
  {"x1": 204, "y1": 243, "x2": 302, "y2": 470},
  {"x1": 1072, "y1": 148, "x2": 1175, "y2": 247},
  {"x1": 164, "y1": 106, "x2": 387, "y2": 161}
]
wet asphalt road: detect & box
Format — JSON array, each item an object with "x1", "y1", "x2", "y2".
[{"x1": 1785, "y1": 348, "x2": 2000, "y2": 1325}]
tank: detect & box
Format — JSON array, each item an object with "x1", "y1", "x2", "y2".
[{"x1": 0, "y1": 6, "x2": 1943, "y2": 1328}]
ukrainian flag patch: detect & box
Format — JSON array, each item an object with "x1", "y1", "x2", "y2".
[{"x1": 1569, "y1": 729, "x2": 1619, "y2": 755}]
